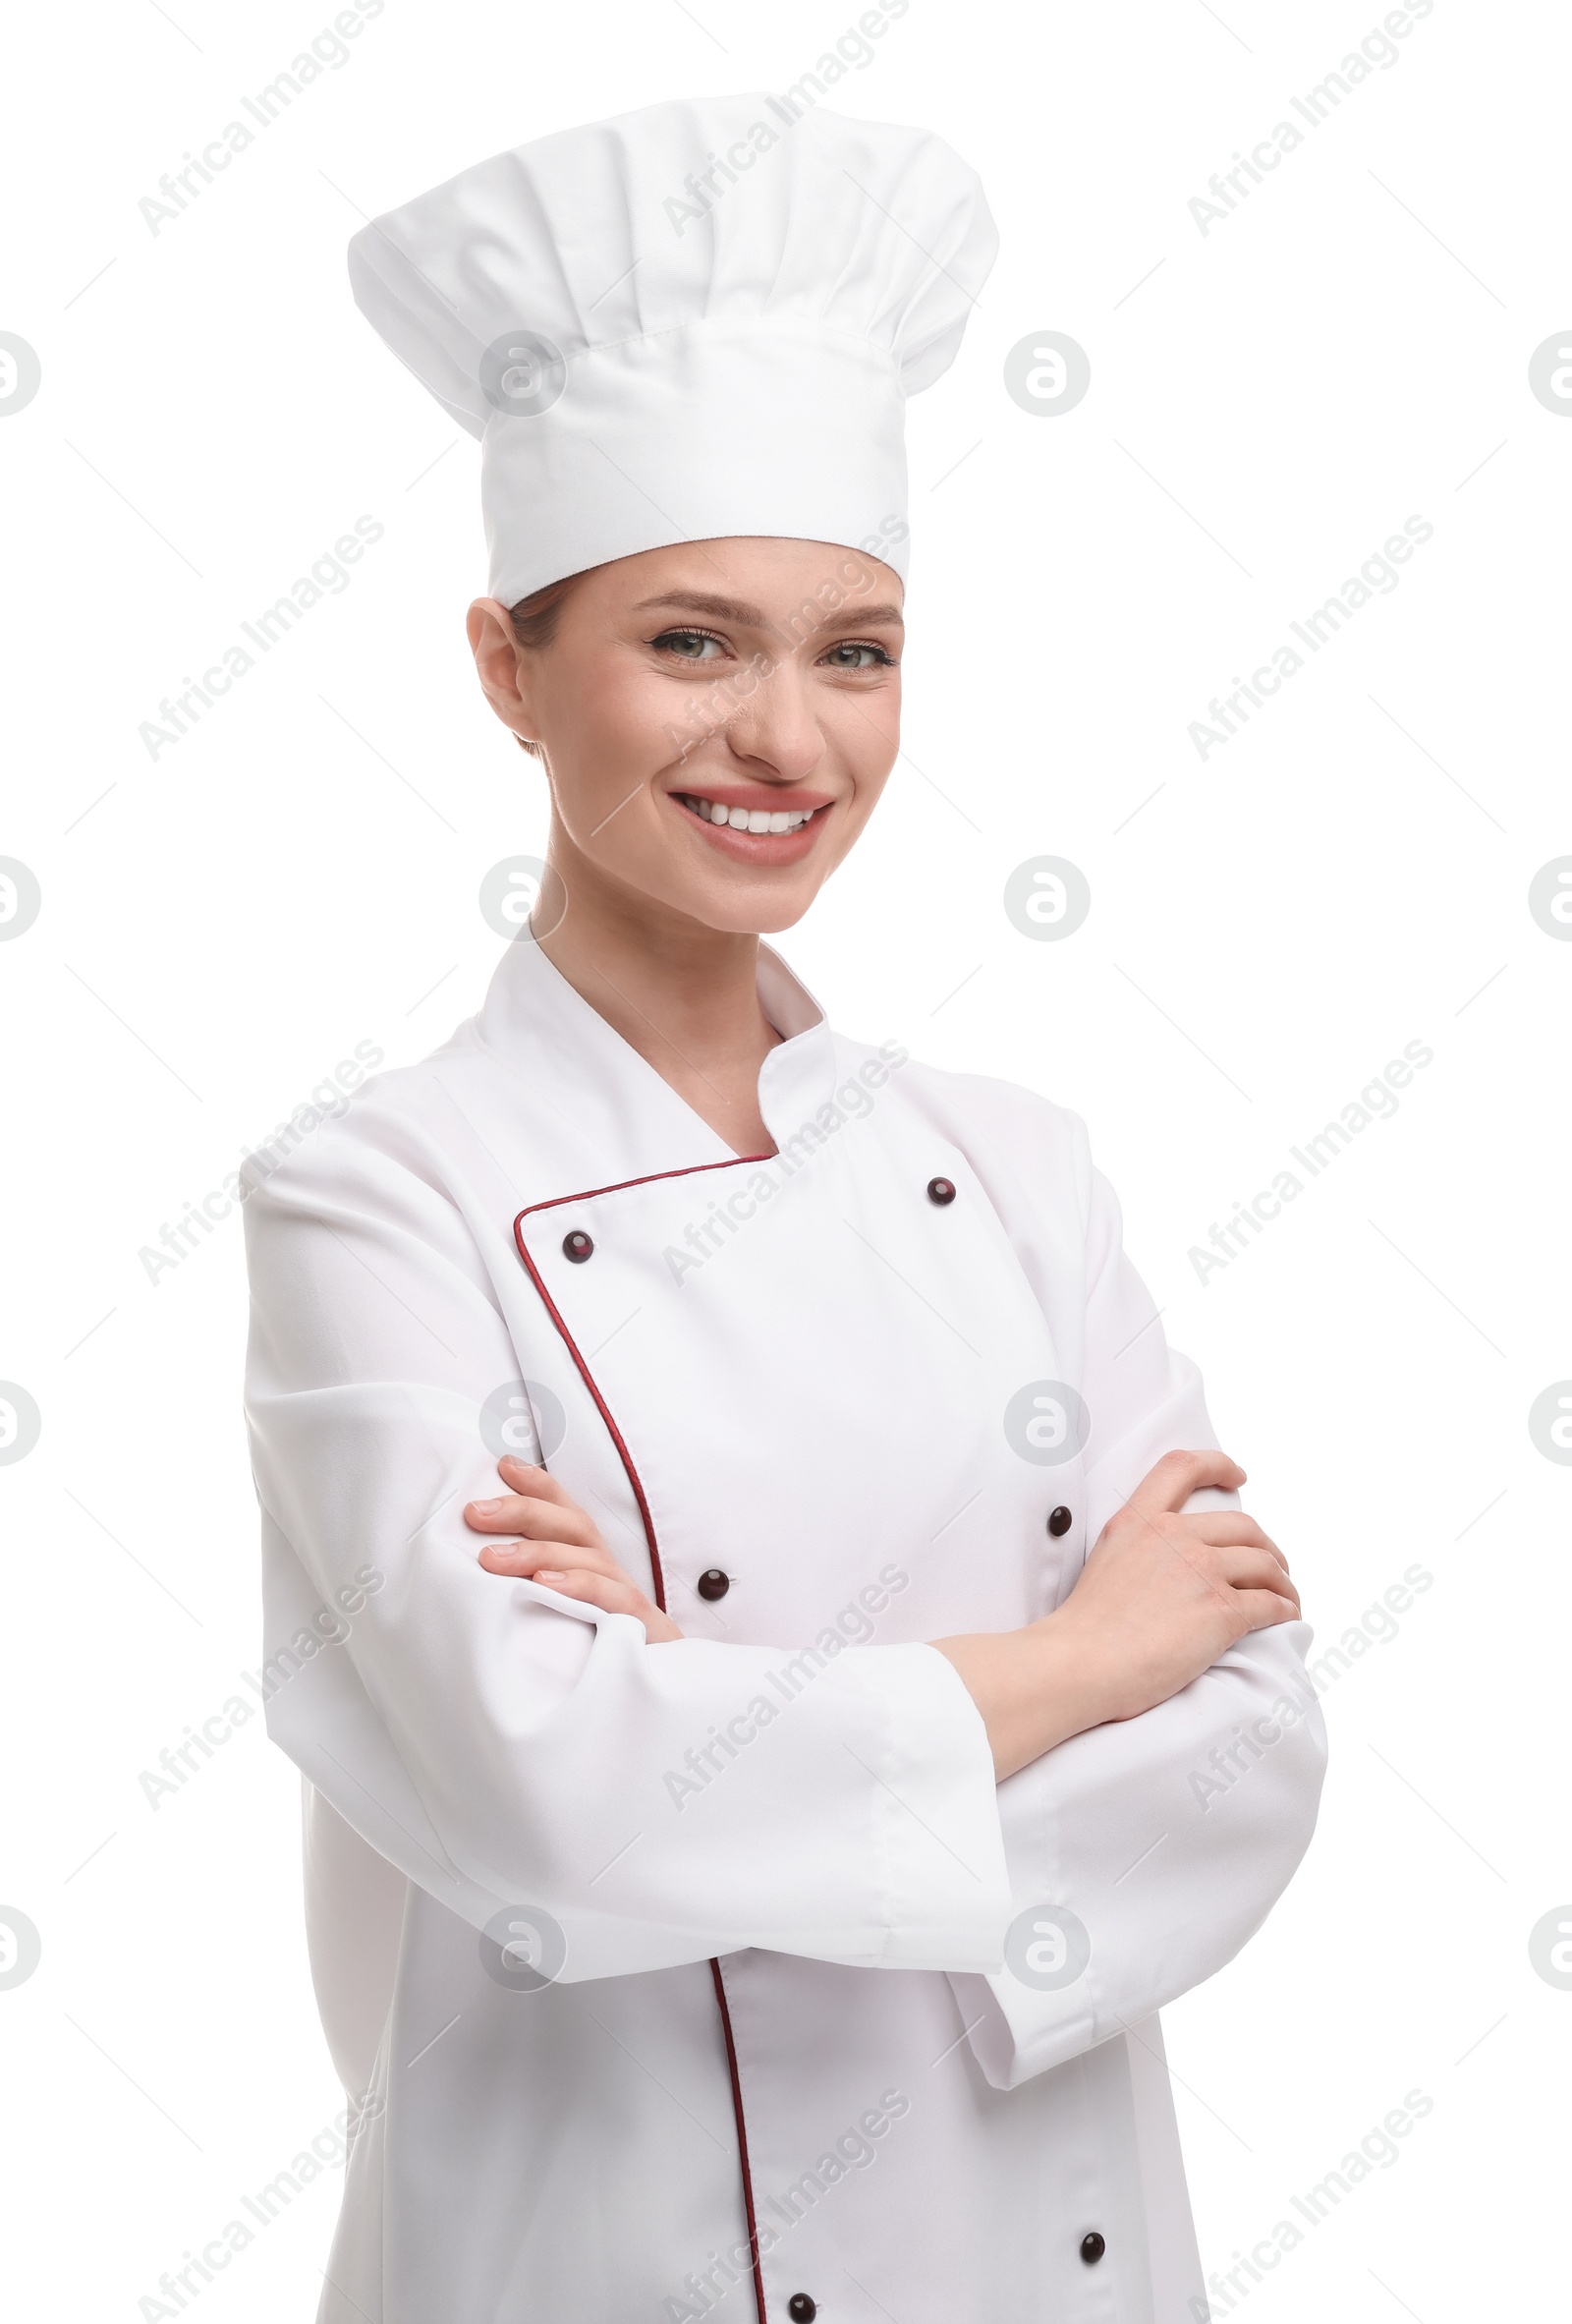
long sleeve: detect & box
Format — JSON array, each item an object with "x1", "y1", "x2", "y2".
[
  {"x1": 949, "y1": 1156, "x2": 1328, "y2": 2090},
  {"x1": 242, "y1": 1108, "x2": 1010, "y2": 1988}
]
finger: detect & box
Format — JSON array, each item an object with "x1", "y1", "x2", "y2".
[
  {"x1": 477, "y1": 1537, "x2": 623, "y2": 1580},
  {"x1": 496, "y1": 1456, "x2": 581, "y2": 1506},
  {"x1": 477, "y1": 1543, "x2": 683, "y2": 1637},
  {"x1": 533, "y1": 1567, "x2": 645, "y2": 1610},
  {"x1": 533, "y1": 1567, "x2": 685, "y2": 1643},
  {"x1": 1174, "y1": 1511, "x2": 1288, "y2": 1572},
  {"x1": 465, "y1": 1492, "x2": 599, "y2": 1547},
  {"x1": 1230, "y1": 1586, "x2": 1303, "y2": 1634},
  {"x1": 1212, "y1": 1548, "x2": 1301, "y2": 1613},
  {"x1": 1126, "y1": 1447, "x2": 1247, "y2": 1520}
]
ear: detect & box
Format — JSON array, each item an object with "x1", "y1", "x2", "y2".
[{"x1": 467, "y1": 597, "x2": 541, "y2": 747}]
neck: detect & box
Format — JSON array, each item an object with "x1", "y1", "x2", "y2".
[{"x1": 533, "y1": 818, "x2": 784, "y2": 1157}]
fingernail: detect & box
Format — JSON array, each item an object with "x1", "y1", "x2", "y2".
[{"x1": 472, "y1": 1497, "x2": 505, "y2": 1513}]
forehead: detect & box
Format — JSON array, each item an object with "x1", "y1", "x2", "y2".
[{"x1": 584, "y1": 537, "x2": 904, "y2": 627}]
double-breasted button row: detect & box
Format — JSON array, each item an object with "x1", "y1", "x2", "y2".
[
  {"x1": 761, "y1": 2255, "x2": 1095, "y2": 2312},
  {"x1": 564, "y1": 1178, "x2": 959, "y2": 1258}
]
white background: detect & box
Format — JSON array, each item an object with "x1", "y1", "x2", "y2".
[{"x1": 1, "y1": 2, "x2": 1567, "y2": 2318}]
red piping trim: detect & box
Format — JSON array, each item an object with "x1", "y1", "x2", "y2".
[
  {"x1": 510, "y1": 1235, "x2": 671, "y2": 1610},
  {"x1": 512, "y1": 1156, "x2": 773, "y2": 2323},
  {"x1": 711, "y1": 1956, "x2": 770, "y2": 2324},
  {"x1": 516, "y1": 1152, "x2": 772, "y2": 1220},
  {"x1": 512, "y1": 1156, "x2": 768, "y2": 1610}
]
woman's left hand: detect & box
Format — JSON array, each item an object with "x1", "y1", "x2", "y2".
[{"x1": 464, "y1": 1454, "x2": 684, "y2": 1641}]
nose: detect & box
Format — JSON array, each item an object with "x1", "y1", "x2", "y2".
[{"x1": 717, "y1": 657, "x2": 826, "y2": 786}]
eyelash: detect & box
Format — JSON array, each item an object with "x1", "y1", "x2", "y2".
[{"x1": 648, "y1": 626, "x2": 897, "y2": 669}]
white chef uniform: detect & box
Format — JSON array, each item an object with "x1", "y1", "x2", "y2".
[
  {"x1": 242, "y1": 937, "x2": 1326, "y2": 2324},
  {"x1": 244, "y1": 89, "x2": 1326, "y2": 2324}
]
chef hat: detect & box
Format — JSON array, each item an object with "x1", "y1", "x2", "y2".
[{"x1": 348, "y1": 93, "x2": 996, "y2": 605}]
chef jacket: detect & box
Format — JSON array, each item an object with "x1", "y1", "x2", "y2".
[{"x1": 241, "y1": 932, "x2": 1326, "y2": 2324}]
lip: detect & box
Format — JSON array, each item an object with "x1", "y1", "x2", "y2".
[{"x1": 663, "y1": 786, "x2": 836, "y2": 868}]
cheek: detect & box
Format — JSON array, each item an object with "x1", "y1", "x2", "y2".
[
  {"x1": 541, "y1": 666, "x2": 665, "y2": 826},
  {"x1": 830, "y1": 680, "x2": 900, "y2": 814}
]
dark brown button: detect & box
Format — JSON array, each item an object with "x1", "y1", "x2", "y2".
[
  {"x1": 1047, "y1": 1504, "x2": 1072, "y2": 1537},
  {"x1": 787, "y1": 2299, "x2": 816, "y2": 2322},
  {"x1": 562, "y1": 1230, "x2": 593, "y2": 1263},
  {"x1": 697, "y1": 1569, "x2": 730, "y2": 1601},
  {"x1": 1080, "y1": 2232, "x2": 1105, "y2": 2264},
  {"x1": 926, "y1": 1176, "x2": 956, "y2": 1205}
]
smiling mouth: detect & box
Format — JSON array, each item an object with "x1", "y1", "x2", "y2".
[{"x1": 673, "y1": 792, "x2": 826, "y2": 834}]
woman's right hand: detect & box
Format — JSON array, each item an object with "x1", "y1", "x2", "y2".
[
  {"x1": 931, "y1": 1448, "x2": 1301, "y2": 1782},
  {"x1": 465, "y1": 1455, "x2": 685, "y2": 1642}
]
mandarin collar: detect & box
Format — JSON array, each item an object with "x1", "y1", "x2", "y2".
[{"x1": 475, "y1": 930, "x2": 842, "y2": 1170}]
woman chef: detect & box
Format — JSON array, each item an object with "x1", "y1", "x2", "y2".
[{"x1": 242, "y1": 93, "x2": 1326, "y2": 2324}]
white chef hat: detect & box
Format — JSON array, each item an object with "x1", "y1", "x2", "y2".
[{"x1": 347, "y1": 93, "x2": 996, "y2": 605}]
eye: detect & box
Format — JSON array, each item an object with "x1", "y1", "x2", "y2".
[
  {"x1": 819, "y1": 640, "x2": 897, "y2": 671},
  {"x1": 650, "y1": 627, "x2": 728, "y2": 662}
]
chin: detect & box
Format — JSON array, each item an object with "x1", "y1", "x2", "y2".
[{"x1": 683, "y1": 878, "x2": 818, "y2": 938}]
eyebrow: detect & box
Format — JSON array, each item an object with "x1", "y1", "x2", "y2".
[{"x1": 631, "y1": 590, "x2": 905, "y2": 630}]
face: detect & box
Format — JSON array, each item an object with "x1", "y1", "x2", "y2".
[{"x1": 468, "y1": 536, "x2": 903, "y2": 937}]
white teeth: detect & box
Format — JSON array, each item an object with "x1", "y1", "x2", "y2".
[{"x1": 680, "y1": 794, "x2": 814, "y2": 832}]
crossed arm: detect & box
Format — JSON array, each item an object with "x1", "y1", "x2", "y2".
[{"x1": 464, "y1": 1444, "x2": 1302, "y2": 1782}]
